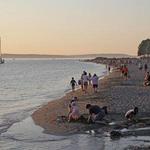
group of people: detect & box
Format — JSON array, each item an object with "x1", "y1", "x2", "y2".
[
  {"x1": 68, "y1": 96, "x2": 108, "y2": 123},
  {"x1": 68, "y1": 64, "x2": 141, "y2": 124},
  {"x1": 68, "y1": 96, "x2": 138, "y2": 123},
  {"x1": 70, "y1": 71, "x2": 99, "y2": 93}
]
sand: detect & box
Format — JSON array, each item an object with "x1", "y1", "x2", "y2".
[{"x1": 32, "y1": 63, "x2": 150, "y2": 135}]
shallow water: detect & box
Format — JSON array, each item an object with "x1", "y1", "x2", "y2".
[
  {"x1": 0, "y1": 59, "x2": 106, "y2": 149},
  {"x1": 1, "y1": 117, "x2": 150, "y2": 150},
  {"x1": 0, "y1": 59, "x2": 150, "y2": 150}
]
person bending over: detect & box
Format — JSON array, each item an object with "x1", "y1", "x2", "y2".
[
  {"x1": 86, "y1": 104, "x2": 107, "y2": 123},
  {"x1": 125, "y1": 107, "x2": 138, "y2": 120}
]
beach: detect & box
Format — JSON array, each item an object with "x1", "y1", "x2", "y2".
[
  {"x1": 1, "y1": 58, "x2": 150, "y2": 150},
  {"x1": 32, "y1": 75, "x2": 109, "y2": 135},
  {"x1": 32, "y1": 60, "x2": 150, "y2": 136}
]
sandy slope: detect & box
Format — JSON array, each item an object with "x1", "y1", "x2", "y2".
[{"x1": 32, "y1": 63, "x2": 150, "y2": 135}]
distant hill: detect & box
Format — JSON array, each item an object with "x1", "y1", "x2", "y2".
[
  {"x1": 72, "y1": 54, "x2": 133, "y2": 58},
  {"x1": 3, "y1": 53, "x2": 132, "y2": 58}
]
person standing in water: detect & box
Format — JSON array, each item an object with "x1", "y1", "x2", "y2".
[{"x1": 70, "y1": 77, "x2": 77, "y2": 92}]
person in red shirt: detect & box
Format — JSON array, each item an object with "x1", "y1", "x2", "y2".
[{"x1": 123, "y1": 65, "x2": 128, "y2": 80}]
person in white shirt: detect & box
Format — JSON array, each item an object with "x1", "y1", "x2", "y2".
[
  {"x1": 81, "y1": 71, "x2": 89, "y2": 93},
  {"x1": 68, "y1": 97, "x2": 80, "y2": 122},
  {"x1": 125, "y1": 107, "x2": 138, "y2": 120},
  {"x1": 91, "y1": 74, "x2": 99, "y2": 93}
]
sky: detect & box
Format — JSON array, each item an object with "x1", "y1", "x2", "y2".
[{"x1": 0, "y1": 0, "x2": 150, "y2": 55}]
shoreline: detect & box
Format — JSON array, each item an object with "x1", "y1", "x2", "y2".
[
  {"x1": 32, "y1": 67, "x2": 111, "y2": 135},
  {"x1": 32, "y1": 67, "x2": 131, "y2": 135},
  {"x1": 32, "y1": 60, "x2": 150, "y2": 136}
]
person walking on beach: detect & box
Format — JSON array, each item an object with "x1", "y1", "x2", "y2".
[
  {"x1": 108, "y1": 66, "x2": 111, "y2": 72},
  {"x1": 70, "y1": 77, "x2": 77, "y2": 92},
  {"x1": 88, "y1": 73, "x2": 92, "y2": 85},
  {"x1": 123, "y1": 65, "x2": 128, "y2": 80},
  {"x1": 120, "y1": 65, "x2": 124, "y2": 77},
  {"x1": 144, "y1": 63, "x2": 148, "y2": 72},
  {"x1": 82, "y1": 71, "x2": 89, "y2": 93},
  {"x1": 91, "y1": 74, "x2": 99, "y2": 93},
  {"x1": 138, "y1": 62, "x2": 143, "y2": 70},
  {"x1": 143, "y1": 71, "x2": 150, "y2": 86},
  {"x1": 78, "y1": 77, "x2": 84, "y2": 91}
]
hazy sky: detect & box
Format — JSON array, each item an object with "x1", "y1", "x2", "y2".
[{"x1": 0, "y1": 0, "x2": 150, "y2": 55}]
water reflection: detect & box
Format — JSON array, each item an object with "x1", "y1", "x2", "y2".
[{"x1": 1, "y1": 117, "x2": 150, "y2": 150}]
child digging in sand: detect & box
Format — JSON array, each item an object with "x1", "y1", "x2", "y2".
[
  {"x1": 68, "y1": 97, "x2": 80, "y2": 122},
  {"x1": 125, "y1": 107, "x2": 138, "y2": 120}
]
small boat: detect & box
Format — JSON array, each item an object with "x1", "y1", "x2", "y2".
[{"x1": 0, "y1": 37, "x2": 5, "y2": 64}]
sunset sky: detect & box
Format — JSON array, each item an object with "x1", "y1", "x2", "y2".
[{"x1": 0, "y1": 0, "x2": 150, "y2": 55}]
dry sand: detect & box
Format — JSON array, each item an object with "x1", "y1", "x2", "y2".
[{"x1": 32, "y1": 63, "x2": 150, "y2": 135}]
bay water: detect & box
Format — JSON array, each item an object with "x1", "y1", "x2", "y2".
[{"x1": 0, "y1": 59, "x2": 149, "y2": 150}]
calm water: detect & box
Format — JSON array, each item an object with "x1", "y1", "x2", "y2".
[{"x1": 0, "y1": 59, "x2": 149, "y2": 150}]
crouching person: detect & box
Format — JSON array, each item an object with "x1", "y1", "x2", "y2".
[
  {"x1": 68, "y1": 98, "x2": 80, "y2": 122},
  {"x1": 125, "y1": 107, "x2": 138, "y2": 121},
  {"x1": 86, "y1": 104, "x2": 107, "y2": 123}
]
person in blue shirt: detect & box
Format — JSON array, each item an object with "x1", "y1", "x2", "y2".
[{"x1": 86, "y1": 104, "x2": 107, "y2": 123}]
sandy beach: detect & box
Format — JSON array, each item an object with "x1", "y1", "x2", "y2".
[{"x1": 32, "y1": 61, "x2": 150, "y2": 135}]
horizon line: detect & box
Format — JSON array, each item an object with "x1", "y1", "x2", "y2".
[{"x1": 3, "y1": 53, "x2": 134, "y2": 56}]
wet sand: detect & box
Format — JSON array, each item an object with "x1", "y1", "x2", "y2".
[{"x1": 32, "y1": 63, "x2": 150, "y2": 135}]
